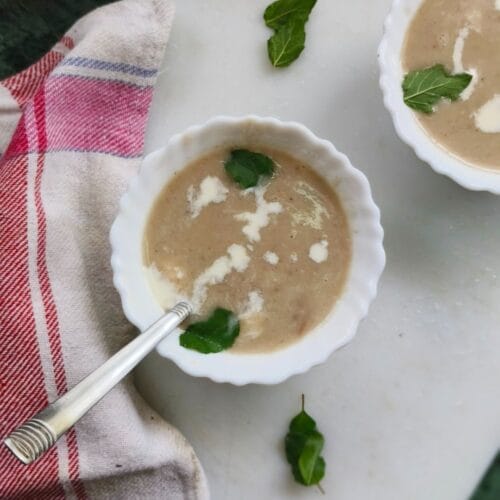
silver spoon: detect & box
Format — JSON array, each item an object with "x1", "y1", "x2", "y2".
[{"x1": 4, "y1": 302, "x2": 191, "y2": 465}]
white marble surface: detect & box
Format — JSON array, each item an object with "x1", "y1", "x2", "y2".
[{"x1": 135, "y1": 1, "x2": 500, "y2": 498}]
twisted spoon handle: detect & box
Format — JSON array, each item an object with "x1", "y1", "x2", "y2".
[{"x1": 4, "y1": 302, "x2": 191, "y2": 464}]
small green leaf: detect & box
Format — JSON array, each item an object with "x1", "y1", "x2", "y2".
[
  {"x1": 179, "y1": 308, "x2": 240, "y2": 354},
  {"x1": 285, "y1": 396, "x2": 326, "y2": 487},
  {"x1": 286, "y1": 431, "x2": 308, "y2": 463},
  {"x1": 264, "y1": 0, "x2": 317, "y2": 30},
  {"x1": 264, "y1": 0, "x2": 316, "y2": 68},
  {"x1": 290, "y1": 410, "x2": 316, "y2": 434},
  {"x1": 298, "y1": 431, "x2": 324, "y2": 485},
  {"x1": 470, "y1": 452, "x2": 500, "y2": 500},
  {"x1": 402, "y1": 64, "x2": 472, "y2": 114},
  {"x1": 310, "y1": 456, "x2": 326, "y2": 485},
  {"x1": 224, "y1": 149, "x2": 275, "y2": 189},
  {"x1": 267, "y1": 20, "x2": 306, "y2": 68}
]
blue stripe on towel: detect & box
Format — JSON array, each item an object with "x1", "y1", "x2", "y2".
[{"x1": 60, "y1": 56, "x2": 157, "y2": 77}]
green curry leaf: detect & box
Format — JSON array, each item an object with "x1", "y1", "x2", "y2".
[
  {"x1": 470, "y1": 452, "x2": 500, "y2": 500},
  {"x1": 224, "y1": 149, "x2": 275, "y2": 189},
  {"x1": 267, "y1": 20, "x2": 306, "y2": 68},
  {"x1": 264, "y1": 0, "x2": 317, "y2": 30},
  {"x1": 290, "y1": 409, "x2": 316, "y2": 434},
  {"x1": 264, "y1": 0, "x2": 317, "y2": 68},
  {"x1": 179, "y1": 308, "x2": 240, "y2": 354},
  {"x1": 298, "y1": 431, "x2": 324, "y2": 484},
  {"x1": 402, "y1": 64, "x2": 472, "y2": 114},
  {"x1": 285, "y1": 395, "x2": 326, "y2": 487}
]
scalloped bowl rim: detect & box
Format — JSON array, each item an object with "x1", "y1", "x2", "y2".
[
  {"x1": 378, "y1": 0, "x2": 500, "y2": 194},
  {"x1": 110, "y1": 115, "x2": 385, "y2": 385}
]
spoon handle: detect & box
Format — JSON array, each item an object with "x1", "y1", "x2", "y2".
[{"x1": 4, "y1": 302, "x2": 191, "y2": 465}]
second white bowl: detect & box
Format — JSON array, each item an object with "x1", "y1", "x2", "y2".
[{"x1": 378, "y1": 0, "x2": 500, "y2": 194}]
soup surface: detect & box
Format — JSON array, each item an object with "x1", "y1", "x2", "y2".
[
  {"x1": 402, "y1": 0, "x2": 500, "y2": 170},
  {"x1": 143, "y1": 147, "x2": 351, "y2": 353}
]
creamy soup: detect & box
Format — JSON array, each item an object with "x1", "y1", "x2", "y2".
[
  {"x1": 402, "y1": 0, "x2": 500, "y2": 170},
  {"x1": 143, "y1": 148, "x2": 351, "y2": 354}
]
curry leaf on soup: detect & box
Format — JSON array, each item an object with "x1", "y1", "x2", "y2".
[
  {"x1": 264, "y1": 0, "x2": 317, "y2": 30},
  {"x1": 179, "y1": 308, "x2": 240, "y2": 354},
  {"x1": 224, "y1": 149, "x2": 275, "y2": 189},
  {"x1": 402, "y1": 64, "x2": 472, "y2": 114},
  {"x1": 285, "y1": 395, "x2": 326, "y2": 487}
]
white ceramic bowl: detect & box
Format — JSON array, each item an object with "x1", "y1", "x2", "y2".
[
  {"x1": 378, "y1": 0, "x2": 500, "y2": 194},
  {"x1": 110, "y1": 116, "x2": 385, "y2": 385}
]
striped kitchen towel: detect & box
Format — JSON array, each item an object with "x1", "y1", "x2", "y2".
[{"x1": 0, "y1": 1, "x2": 208, "y2": 498}]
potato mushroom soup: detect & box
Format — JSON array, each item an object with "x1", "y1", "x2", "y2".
[
  {"x1": 143, "y1": 148, "x2": 351, "y2": 354},
  {"x1": 402, "y1": 0, "x2": 500, "y2": 170}
]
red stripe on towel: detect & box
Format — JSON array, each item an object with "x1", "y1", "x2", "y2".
[
  {"x1": 2, "y1": 37, "x2": 73, "y2": 108},
  {"x1": 33, "y1": 88, "x2": 86, "y2": 499},
  {"x1": 0, "y1": 149, "x2": 64, "y2": 498},
  {"x1": 44, "y1": 75, "x2": 152, "y2": 156},
  {"x1": 3, "y1": 50, "x2": 66, "y2": 107}
]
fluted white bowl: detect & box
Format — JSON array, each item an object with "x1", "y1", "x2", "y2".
[
  {"x1": 110, "y1": 116, "x2": 385, "y2": 385},
  {"x1": 378, "y1": 0, "x2": 500, "y2": 194}
]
